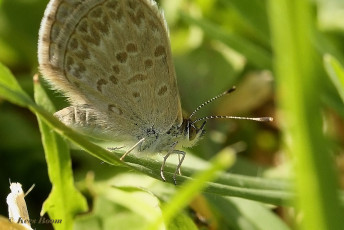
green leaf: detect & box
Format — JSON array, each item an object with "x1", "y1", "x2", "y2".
[
  {"x1": 179, "y1": 12, "x2": 272, "y2": 69},
  {"x1": 0, "y1": 62, "x2": 33, "y2": 106},
  {"x1": 34, "y1": 76, "x2": 88, "y2": 230},
  {"x1": 268, "y1": 1, "x2": 344, "y2": 229},
  {"x1": 0, "y1": 68, "x2": 297, "y2": 207},
  {"x1": 75, "y1": 186, "x2": 156, "y2": 230},
  {"x1": 0, "y1": 71, "x2": 123, "y2": 167},
  {"x1": 147, "y1": 147, "x2": 235, "y2": 229},
  {"x1": 324, "y1": 54, "x2": 344, "y2": 103},
  {"x1": 207, "y1": 195, "x2": 290, "y2": 230},
  {"x1": 101, "y1": 186, "x2": 162, "y2": 222},
  {"x1": 220, "y1": 0, "x2": 270, "y2": 42},
  {"x1": 167, "y1": 212, "x2": 198, "y2": 230},
  {"x1": 117, "y1": 151, "x2": 294, "y2": 206}
]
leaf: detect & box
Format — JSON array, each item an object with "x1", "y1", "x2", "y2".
[
  {"x1": 206, "y1": 195, "x2": 290, "y2": 230},
  {"x1": 268, "y1": 1, "x2": 344, "y2": 229},
  {"x1": 119, "y1": 151, "x2": 294, "y2": 207},
  {"x1": 324, "y1": 54, "x2": 344, "y2": 103},
  {"x1": 167, "y1": 212, "x2": 198, "y2": 230},
  {"x1": 0, "y1": 67, "x2": 299, "y2": 207},
  {"x1": 34, "y1": 75, "x2": 88, "y2": 230},
  {"x1": 220, "y1": 0, "x2": 270, "y2": 42},
  {"x1": 147, "y1": 147, "x2": 236, "y2": 229},
  {"x1": 179, "y1": 12, "x2": 272, "y2": 69},
  {"x1": 0, "y1": 62, "x2": 33, "y2": 107}
]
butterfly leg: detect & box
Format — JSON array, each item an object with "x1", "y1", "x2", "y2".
[
  {"x1": 120, "y1": 138, "x2": 145, "y2": 161},
  {"x1": 161, "y1": 142, "x2": 178, "y2": 182},
  {"x1": 177, "y1": 154, "x2": 181, "y2": 175},
  {"x1": 173, "y1": 150, "x2": 186, "y2": 185},
  {"x1": 161, "y1": 151, "x2": 172, "y2": 182}
]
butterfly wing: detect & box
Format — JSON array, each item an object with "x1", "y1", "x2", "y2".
[{"x1": 38, "y1": 0, "x2": 183, "y2": 140}]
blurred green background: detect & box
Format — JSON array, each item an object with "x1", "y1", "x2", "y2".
[{"x1": 1, "y1": 0, "x2": 344, "y2": 229}]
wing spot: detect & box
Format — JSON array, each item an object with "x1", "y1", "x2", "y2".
[
  {"x1": 127, "y1": 74, "x2": 147, "y2": 85},
  {"x1": 126, "y1": 43, "x2": 138, "y2": 53},
  {"x1": 112, "y1": 64, "x2": 120, "y2": 74},
  {"x1": 97, "y1": 79, "x2": 108, "y2": 92},
  {"x1": 57, "y1": 43, "x2": 63, "y2": 50},
  {"x1": 77, "y1": 20, "x2": 88, "y2": 33},
  {"x1": 148, "y1": 19, "x2": 159, "y2": 31},
  {"x1": 73, "y1": 62, "x2": 86, "y2": 79},
  {"x1": 132, "y1": 92, "x2": 140, "y2": 98},
  {"x1": 116, "y1": 52, "x2": 128, "y2": 63},
  {"x1": 76, "y1": 43, "x2": 90, "y2": 59},
  {"x1": 128, "y1": 0, "x2": 138, "y2": 10},
  {"x1": 108, "y1": 104, "x2": 123, "y2": 115},
  {"x1": 109, "y1": 75, "x2": 118, "y2": 85},
  {"x1": 154, "y1": 45, "x2": 166, "y2": 57},
  {"x1": 83, "y1": 26, "x2": 100, "y2": 46},
  {"x1": 95, "y1": 14, "x2": 110, "y2": 34},
  {"x1": 105, "y1": 1, "x2": 119, "y2": 9},
  {"x1": 144, "y1": 59, "x2": 153, "y2": 69},
  {"x1": 158, "y1": 85, "x2": 168, "y2": 96},
  {"x1": 128, "y1": 9, "x2": 145, "y2": 26},
  {"x1": 69, "y1": 38, "x2": 79, "y2": 49}
]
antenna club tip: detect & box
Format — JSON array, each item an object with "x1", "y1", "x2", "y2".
[
  {"x1": 225, "y1": 86, "x2": 236, "y2": 94},
  {"x1": 264, "y1": 117, "x2": 273, "y2": 122}
]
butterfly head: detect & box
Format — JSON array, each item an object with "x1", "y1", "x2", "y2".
[
  {"x1": 180, "y1": 118, "x2": 206, "y2": 147},
  {"x1": 179, "y1": 86, "x2": 273, "y2": 148}
]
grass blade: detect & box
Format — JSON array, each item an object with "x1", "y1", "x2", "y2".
[{"x1": 268, "y1": 0, "x2": 344, "y2": 229}]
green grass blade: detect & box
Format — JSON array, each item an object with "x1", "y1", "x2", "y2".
[
  {"x1": 180, "y1": 12, "x2": 272, "y2": 69},
  {"x1": 0, "y1": 69, "x2": 297, "y2": 207},
  {"x1": 116, "y1": 151, "x2": 294, "y2": 206},
  {"x1": 220, "y1": 0, "x2": 270, "y2": 43},
  {"x1": 324, "y1": 54, "x2": 344, "y2": 103},
  {"x1": 0, "y1": 62, "x2": 33, "y2": 106},
  {"x1": 147, "y1": 147, "x2": 235, "y2": 229},
  {"x1": 206, "y1": 195, "x2": 291, "y2": 230},
  {"x1": 30, "y1": 101, "x2": 123, "y2": 166},
  {"x1": 0, "y1": 65, "x2": 123, "y2": 167},
  {"x1": 34, "y1": 75, "x2": 88, "y2": 230},
  {"x1": 268, "y1": 0, "x2": 344, "y2": 229}
]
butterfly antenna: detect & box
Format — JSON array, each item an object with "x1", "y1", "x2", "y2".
[
  {"x1": 192, "y1": 115, "x2": 273, "y2": 125},
  {"x1": 189, "y1": 86, "x2": 237, "y2": 119}
]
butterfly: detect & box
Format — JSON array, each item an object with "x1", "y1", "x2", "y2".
[{"x1": 38, "y1": 0, "x2": 272, "y2": 184}]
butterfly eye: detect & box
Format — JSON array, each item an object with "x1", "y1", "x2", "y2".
[
  {"x1": 188, "y1": 125, "x2": 197, "y2": 141},
  {"x1": 188, "y1": 121, "x2": 205, "y2": 141}
]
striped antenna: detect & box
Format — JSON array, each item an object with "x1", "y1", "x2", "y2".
[
  {"x1": 189, "y1": 86, "x2": 236, "y2": 119},
  {"x1": 191, "y1": 115, "x2": 273, "y2": 125}
]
